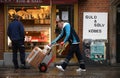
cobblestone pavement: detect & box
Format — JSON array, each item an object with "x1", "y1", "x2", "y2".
[{"x1": 0, "y1": 66, "x2": 120, "y2": 78}]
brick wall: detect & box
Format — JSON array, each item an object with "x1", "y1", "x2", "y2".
[
  {"x1": 78, "y1": 0, "x2": 110, "y2": 49},
  {"x1": 0, "y1": 4, "x2": 5, "y2": 60}
]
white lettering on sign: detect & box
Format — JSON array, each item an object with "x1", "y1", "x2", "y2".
[
  {"x1": 0, "y1": 0, "x2": 43, "y2": 3},
  {"x1": 31, "y1": 0, "x2": 43, "y2": 3},
  {"x1": 83, "y1": 12, "x2": 108, "y2": 40}
]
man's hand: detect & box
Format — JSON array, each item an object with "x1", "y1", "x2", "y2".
[
  {"x1": 48, "y1": 44, "x2": 52, "y2": 47},
  {"x1": 60, "y1": 42, "x2": 64, "y2": 46}
]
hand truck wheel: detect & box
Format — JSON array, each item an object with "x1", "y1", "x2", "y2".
[{"x1": 39, "y1": 63, "x2": 47, "y2": 72}]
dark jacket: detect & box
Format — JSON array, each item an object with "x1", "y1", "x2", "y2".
[{"x1": 7, "y1": 19, "x2": 25, "y2": 41}]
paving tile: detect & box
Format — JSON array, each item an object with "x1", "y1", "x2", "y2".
[{"x1": 0, "y1": 66, "x2": 120, "y2": 78}]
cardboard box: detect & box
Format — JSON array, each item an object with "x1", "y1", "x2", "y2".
[
  {"x1": 26, "y1": 45, "x2": 51, "y2": 68},
  {"x1": 26, "y1": 47, "x2": 46, "y2": 68}
]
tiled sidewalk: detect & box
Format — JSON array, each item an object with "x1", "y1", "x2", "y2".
[{"x1": 0, "y1": 66, "x2": 120, "y2": 78}]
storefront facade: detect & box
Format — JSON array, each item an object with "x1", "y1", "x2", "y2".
[
  {"x1": 0, "y1": 0, "x2": 79, "y2": 66},
  {"x1": 0, "y1": 0, "x2": 119, "y2": 66}
]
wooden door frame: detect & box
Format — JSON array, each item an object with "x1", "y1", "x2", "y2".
[
  {"x1": 51, "y1": 3, "x2": 78, "y2": 62},
  {"x1": 109, "y1": 0, "x2": 120, "y2": 65}
]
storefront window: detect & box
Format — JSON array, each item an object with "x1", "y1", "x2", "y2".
[{"x1": 7, "y1": 5, "x2": 51, "y2": 51}]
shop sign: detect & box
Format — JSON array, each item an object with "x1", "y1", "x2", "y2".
[
  {"x1": 90, "y1": 42, "x2": 106, "y2": 61},
  {"x1": 0, "y1": 0, "x2": 43, "y2": 3},
  {"x1": 83, "y1": 12, "x2": 108, "y2": 40},
  {"x1": 52, "y1": 0, "x2": 78, "y2": 4},
  {"x1": 0, "y1": 0, "x2": 78, "y2": 4},
  {"x1": 62, "y1": 11, "x2": 68, "y2": 21}
]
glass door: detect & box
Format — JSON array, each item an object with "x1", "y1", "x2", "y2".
[
  {"x1": 116, "y1": 6, "x2": 120, "y2": 63},
  {"x1": 55, "y1": 5, "x2": 74, "y2": 57}
]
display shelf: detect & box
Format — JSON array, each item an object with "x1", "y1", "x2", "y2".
[
  {"x1": 9, "y1": 19, "x2": 50, "y2": 25},
  {"x1": 25, "y1": 42, "x2": 49, "y2": 50},
  {"x1": 21, "y1": 19, "x2": 50, "y2": 25}
]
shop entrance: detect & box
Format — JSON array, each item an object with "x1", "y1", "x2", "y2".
[
  {"x1": 55, "y1": 5, "x2": 78, "y2": 65},
  {"x1": 116, "y1": 5, "x2": 120, "y2": 63},
  {"x1": 55, "y1": 5, "x2": 74, "y2": 57}
]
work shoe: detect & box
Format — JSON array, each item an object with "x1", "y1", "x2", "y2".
[
  {"x1": 14, "y1": 66, "x2": 19, "y2": 69},
  {"x1": 76, "y1": 68, "x2": 86, "y2": 72},
  {"x1": 20, "y1": 64, "x2": 29, "y2": 69},
  {"x1": 56, "y1": 65, "x2": 64, "y2": 71}
]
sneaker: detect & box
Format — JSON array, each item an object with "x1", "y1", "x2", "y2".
[
  {"x1": 76, "y1": 68, "x2": 86, "y2": 72},
  {"x1": 56, "y1": 65, "x2": 64, "y2": 71}
]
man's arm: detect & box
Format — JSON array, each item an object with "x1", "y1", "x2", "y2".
[
  {"x1": 51, "y1": 29, "x2": 64, "y2": 45},
  {"x1": 19, "y1": 22, "x2": 25, "y2": 40},
  {"x1": 63, "y1": 23, "x2": 70, "y2": 43}
]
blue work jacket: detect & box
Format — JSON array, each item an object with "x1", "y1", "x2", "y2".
[{"x1": 51, "y1": 22, "x2": 80, "y2": 45}]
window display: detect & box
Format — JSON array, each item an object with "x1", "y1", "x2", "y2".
[
  {"x1": 7, "y1": 5, "x2": 51, "y2": 50},
  {"x1": 8, "y1": 6, "x2": 50, "y2": 23}
]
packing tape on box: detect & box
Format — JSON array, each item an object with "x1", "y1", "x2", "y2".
[{"x1": 42, "y1": 45, "x2": 51, "y2": 54}]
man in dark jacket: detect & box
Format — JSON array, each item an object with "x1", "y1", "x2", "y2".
[
  {"x1": 7, "y1": 15, "x2": 27, "y2": 70},
  {"x1": 51, "y1": 20, "x2": 86, "y2": 72}
]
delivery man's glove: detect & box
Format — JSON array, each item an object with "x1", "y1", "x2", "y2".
[{"x1": 60, "y1": 41, "x2": 64, "y2": 46}]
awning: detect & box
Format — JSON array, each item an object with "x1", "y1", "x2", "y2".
[
  {"x1": 0, "y1": 0, "x2": 78, "y2": 4},
  {"x1": 45, "y1": 0, "x2": 78, "y2": 4}
]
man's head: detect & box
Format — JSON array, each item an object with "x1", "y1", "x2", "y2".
[
  {"x1": 13, "y1": 14, "x2": 22, "y2": 21},
  {"x1": 13, "y1": 14, "x2": 19, "y2": 19},
  {"x1": 56, "y1": 20, "x2": 64, "y2": 29}
]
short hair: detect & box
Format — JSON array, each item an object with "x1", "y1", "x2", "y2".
[
  {"x1": 56, "y1": 19, "x2": 64, "y2": 23},
  {"x1": 13, "y1": 14, "x2": 19, "y2": 19}
]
